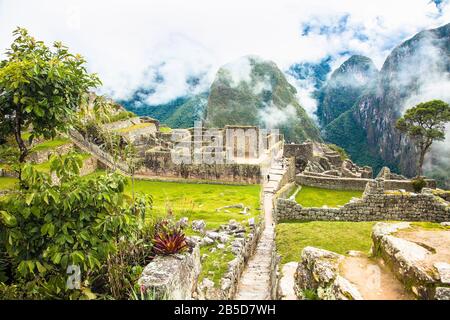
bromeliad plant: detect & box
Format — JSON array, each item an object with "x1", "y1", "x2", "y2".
[
  {"x1": 0, "y1": 153, "x2": 152, "y2": 299},
  {"x1": 151, "y1": 220, "x2": 187, "y2": 256}
]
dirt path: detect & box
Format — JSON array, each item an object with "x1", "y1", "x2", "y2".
[{"x1": 341, "y1": 255, "x2": 414, "y2": 300}]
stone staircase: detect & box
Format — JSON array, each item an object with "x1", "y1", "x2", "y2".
[
  {"x1": 69, "y1": 130, "x2": 131, "y2": 175},
  {"x1": 235, "y1": 158, "x2": 286, "y2": 300}
]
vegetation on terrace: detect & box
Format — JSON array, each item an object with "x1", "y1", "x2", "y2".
[
  {"x1": 295, "y1": 186, "x2": 363, "y2": 208},
  {"x1": 276, "y1": 221, "x2": 376, "y2": 264},
  {"x1": 30, "y1": 137, "x2": 71, "y2": 152},
  {"x1": 126, "y1": 179, "x2": 260, "y2": 230},
  {"x1": 116, "y1": 122, "x2": 153, "y2": 134}
]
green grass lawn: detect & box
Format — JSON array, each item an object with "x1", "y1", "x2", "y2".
[
  {"x1": 276, "y1": 221, "x2": 376, "y2": 264},
  {"x1": 127, "y1": 179, "x2": 261, "y2": 230},
  {"x1": 296, "y1": 186, "x2": 363, "y2": 208},
  {"x1": 31, "y1": 137, "x2": 71, "y2": 152}
]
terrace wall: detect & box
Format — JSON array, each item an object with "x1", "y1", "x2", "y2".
[
  {"x1": 296, "y1": 174, "x2": 437, "y2": 192},
  {"x1": 140, "y1": 151, "x2": 261, "y2": 184},
  {"x1": 275, "y1": 179, "x2": 450, "y2": 223}
]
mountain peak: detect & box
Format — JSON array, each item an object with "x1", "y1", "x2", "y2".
[{"x1": 205, "y1": 56, "x2": 322, "y2": 143}]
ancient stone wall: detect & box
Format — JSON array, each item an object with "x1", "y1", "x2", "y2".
[
  {"x1": 277, "y1": 157, "x2": 296, "y2": 191},
  {"x1": 140, "y1": 151, "x2": 261, "y2": 184},
  {"x1": 275, "y1": 180, "x2": 450, "y2": 223},
  {"x1": 297, "y1": 173, "x2": 436, "y2": 192},
  {"x1": 79, "y1": 157, "x2": 98, "y2": 176},
  {"x1": 297, "y1": 174, "x2": 371, "y2": 190},
  {"x1": 372, "y1": 222, "x2": 450, "y2": 300},
  {"x1": 294, "y1": 247, "x2": 363, "y2": 300},
  {"x1": 138, "y1": 245, "x2": 201, "y2": 300},
  {"x1": 196, "y1": 220, "x2": 264, "y2": 300},
  {"x1": 283, "y1": 142, "x2": 313, "y2": 161},
  {"x1": 102, "y1": 117, "x2": 141, "y2": 131}
]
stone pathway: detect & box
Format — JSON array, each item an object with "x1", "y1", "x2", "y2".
[
  {"x1": 235, "y1": 158, "x2": 285, "y2": 300},
  {"x1": 341, "y1": 255, "x2": 414, "y2": 300},
  {"x1": 278, "y1": 262, "x2": 298, "y2": 300}
]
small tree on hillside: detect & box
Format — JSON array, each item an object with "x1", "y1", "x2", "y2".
[
  {"x1": 396, "y1": 99, "x2": 450, "y2": 177},
  {"x1": 0, "y1": 28, "x2": 100, "y2": 176}
]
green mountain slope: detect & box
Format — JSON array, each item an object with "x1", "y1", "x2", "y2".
[{"x1": 205, "y1": 56, "x2": 321, "y2": 143}]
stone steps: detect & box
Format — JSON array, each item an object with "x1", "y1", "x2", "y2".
[{"x1": 234, "y1": 161, "x2": 285, "y2": 300}]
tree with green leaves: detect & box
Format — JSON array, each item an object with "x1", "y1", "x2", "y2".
[
  {"x1": 0, "y1": 154, "x2": 152, "y2": 299},
  {"x1": 396, "y1": 99, "x2": 450, "y2": 177},
  {"x1": 0, "y1": 27, "x2": 100, "y2": 171}
]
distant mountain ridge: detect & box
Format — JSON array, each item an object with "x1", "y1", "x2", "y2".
[
  {"x1": 205, "y1": 56, "x2": 322, "y2": 143},
  {"x1": 321, "y1": 23, "x2": 450, "y2": 185}
]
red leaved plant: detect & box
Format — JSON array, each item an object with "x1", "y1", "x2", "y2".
[{"x1": 151, "y1": 219, "x2": 187, "y2": 256}]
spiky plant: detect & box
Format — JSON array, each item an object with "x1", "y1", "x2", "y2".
[{"x1": 152, "y1": 221, "x2": 187, "y2": 256}]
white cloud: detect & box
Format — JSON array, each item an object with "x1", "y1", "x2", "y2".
[
  {"x1": 258, "y1": 103, "x2": 297, "y2": 128},
  {"x1": 0, "y1": 0, "x2": 449, "y2": 106}
]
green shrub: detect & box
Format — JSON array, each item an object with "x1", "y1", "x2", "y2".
[
  {"x1": 411, "y1": 177, "x2": 426, "y2": 193},
  {"x1": 0, "y1": 153, "x2": 152, "y2": 299}
]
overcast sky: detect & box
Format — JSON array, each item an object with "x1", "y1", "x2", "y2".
[{"x1": 1, "y1": 0, "x2": 449, "y2": 104}]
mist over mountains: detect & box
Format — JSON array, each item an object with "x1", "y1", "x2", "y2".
[{"x1": 119, "y1": 22, "x2": 450, "y2": 186}]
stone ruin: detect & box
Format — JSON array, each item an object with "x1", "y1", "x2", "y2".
[
  {"x1": 276, "y1": 178, "x2": 450, "y2": 223},
  {"x1": 137, "y1": 217, "x2": 264, "y2": 300},
  {"x1": 290, "y1": 222, "x2": 450, "y2": 300},
  {"x1": 284, "y1": 141, "x2": 372, "y2": 179}
]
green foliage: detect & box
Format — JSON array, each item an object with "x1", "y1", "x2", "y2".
[
  {"x1": 411, "y1": 177, "x2": 426, "y2": 193},
  {"x1": 0, "y1": 153, "x2": 152, "y2": 299},
  {"x1": 122, "y1": 93, "x2": 208, "y2": 129},
  {"x1": 0, "y1": 27, "x2": 100, "y2": 163},
  {"x1": 107, "y1": 111, "x2": 136, "y2": 123},
  {"x1": 152, "y1": 220, "x2": 187, "y2": 256},
  {"x1": 0, "y1": 144, "x2": 20, "y2": 174},
  {"x1": 104, "y1": 223, "x2": 154, "y2": 300},
  {"x1": 396, "y1": 100, "x2": 450, "y2": 175},
  {"x1": 302, "y1": 289, "x2": 319, "y2": 300},
  {"x1": 324, "y1": 110, "x2": 387, "y2": 174}
]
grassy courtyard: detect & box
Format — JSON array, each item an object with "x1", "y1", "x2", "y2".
[
  {"x1": 295, "y1": 186, "x2": 363, "y2": 208},
  {"x1": 127, "y1": 179, "x2": 261, "y2": 230},
  {"x1": 276, "y1": 221, "x2": 376, "y2": 264}
]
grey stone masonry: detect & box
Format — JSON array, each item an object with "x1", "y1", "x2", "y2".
[
  {"x1": 138, "y1": 245, "x2": 201, "y2": 300},
  {"x1": 275, "y1": 179, "x2": 450, "y2": 223}
]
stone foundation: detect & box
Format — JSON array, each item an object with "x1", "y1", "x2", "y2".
[
  {"x1": 140, "y1": 151, "x2": 262, "y2": 184},
  {"x1": 275, "y1": 180, "x2": 450, "y2": 223},
  {"x1": 294, "y1": 247, "x2": 363, "y2": 300},
  {"x1": 297, "y1": 173, "x2": 436, "y2": 192},
  {"x1": 138, "y1": 245, "x2": 201, "y2": 300},
  {"x1": 372, "y1": 222, "x2": 450, "y2": 300},
  {"x1": 28, "y1": 143, "x2": 73, "y2": 164}
]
